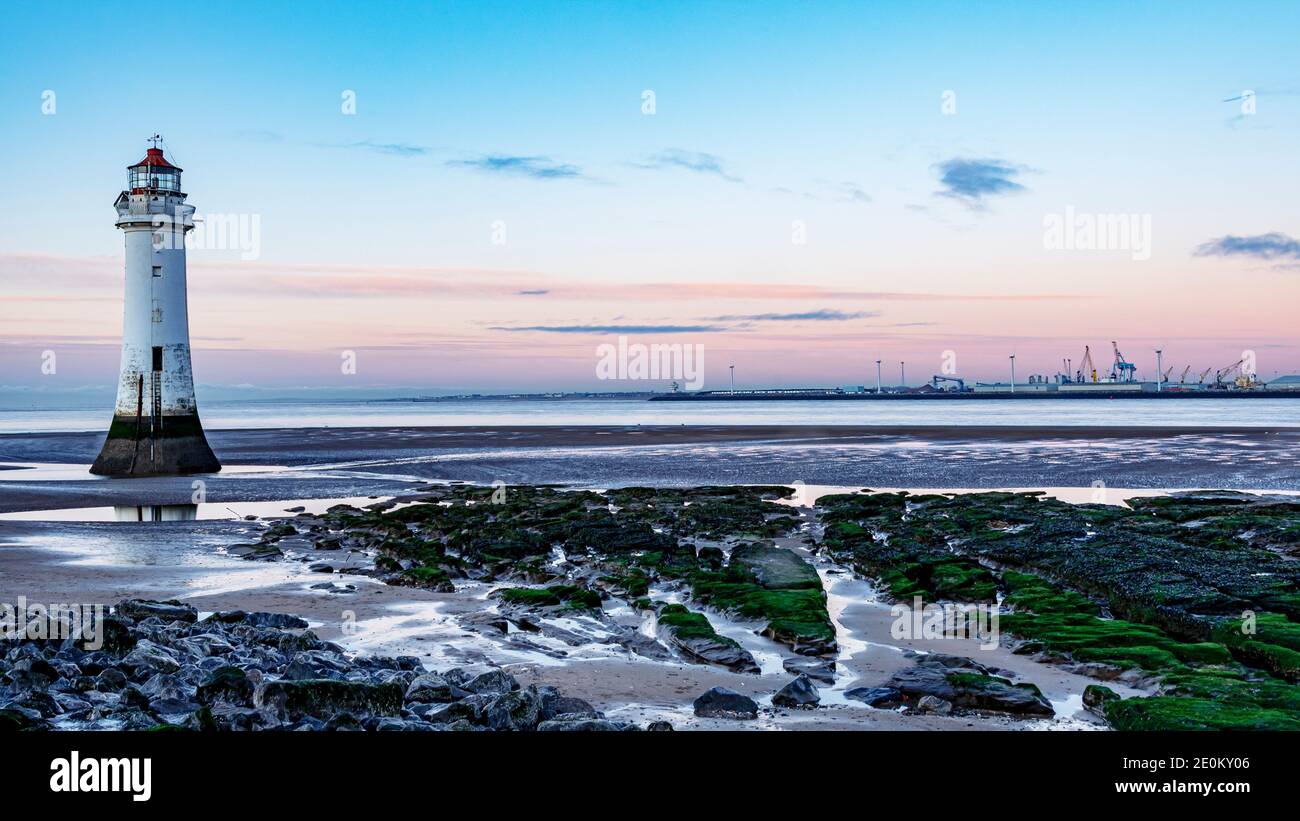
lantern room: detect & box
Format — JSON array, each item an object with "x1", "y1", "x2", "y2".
[{"x1": 128, "y1": 147, "x2": 183, "y2": 194}]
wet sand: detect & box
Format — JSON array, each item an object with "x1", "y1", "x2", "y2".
[{"x1": 3, "y1": 424, "x2": 1299, "y2": 513}]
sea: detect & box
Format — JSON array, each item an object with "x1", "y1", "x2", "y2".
[{"x1": 2, "y1": 396, "x2": 1298, "y2": 434}]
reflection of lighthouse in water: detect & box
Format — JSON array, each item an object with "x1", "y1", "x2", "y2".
[{"x1": 91, "y1": 138, "x2": 220, "y2": 476}]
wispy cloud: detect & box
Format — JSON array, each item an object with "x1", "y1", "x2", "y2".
[
  {"x1": 773, "y1": 180, "x2": 871, "y2": 204},
  {"x1": 516, "y1": 289, "x2": 549, "y2": 296},
  {"x1": 1194, "y1": 232, "x2": 1300, "y2": 264},
  {"x1": 489, "y1": 324, "x2": 724, "y2": 334},
  {"x1": 0, "y1": 255, "x2": 1097, "y2": 304},
  {"x1": 448, "y1": 154, "x2": 588, "y2": 180},
  {"x1": 633, "y1": 149, "x2": 742, "y2": 182},
  {"x1": 934, "y1": 158, "x2": 1028, "y2": 207},
  {"x1": 705, "y1": 309, "x2": 878, "y2": 322},
  {"x1": 338, "y1": 140, "x2": 431, "y2": 157}
]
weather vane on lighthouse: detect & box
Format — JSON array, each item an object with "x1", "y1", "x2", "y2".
[{"x1": 91, "y1": 137, "x2": 220, "y2": 476}]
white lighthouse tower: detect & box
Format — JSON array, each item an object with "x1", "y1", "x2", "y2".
[{"x1": 91, "y1": 138, "x2": 220, "y2": 476}]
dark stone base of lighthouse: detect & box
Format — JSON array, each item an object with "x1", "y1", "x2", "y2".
[{"x1": 90, "y1": 413, "x2": 222, "y2": 476}]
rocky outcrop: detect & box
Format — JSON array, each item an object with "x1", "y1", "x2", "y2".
[
  {"x1": 0, "y1": 599, "x2": 658, "y2": 732},
  {"x1": 656, "y1": 604, "x2": 759, "y2": 674},
  {"x1": 884, "y1": 654, "x2": 1053, "y2": 717}
]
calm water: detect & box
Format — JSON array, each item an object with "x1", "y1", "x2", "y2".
[{"x1": 2, "y1": 396, "x2": 1299, "y2": 434}]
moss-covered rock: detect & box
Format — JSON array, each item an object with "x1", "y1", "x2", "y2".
[
  {"x1": 656, "y1": 604, "x2": 759, "y2": 674},
  {"x1": 1107, "y1": 696, "x2": 1300, "y2": 731},
  {"x1": 496, "y1": 585, "x2": 602, "y2": 611}
]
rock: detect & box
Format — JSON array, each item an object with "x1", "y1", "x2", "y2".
[
  {"x1": 419, "y1": 700, "x2": 485, "y2": 725},
  {"x1": 253, "y1": 679, "x2": 404, "y2": 720},
  {"x1": 653, "y1": 605, "x2": 750, "y2": 669},
  {"x1": 123, "y1": 640, "x2": 181, "y2": 674},
  {"x1": 227, "y1": 543, "x2": 283, "y2": 561},
  {"x1": 728, "y1": 544, "x2": 822, "y2": 590},
  {"x1": 693, "y1": 687, "x2": 758, "y2": 720},
  {"x1": 845, "y1": 687, "x2": 905, "y2": 708},
  {"x1": 783, "y1": 656, "x2": 836, "y2": 685},
  {"x1": 9, "y1": 657, "x2": 58, "y2": 688},
  {"x1": 115, "y1": 599, "x2": 198, "y2": 624},
  {"x1": 916, "y1": 695, "x2": 952, "y2": 715},
  {"x1": 537, "y1": 718, "x2": 626, "y2": 731},
  {"x1": 196, "y1": 666, "x2": 254, "y2": 705},
  {"x1": 138, "y1": 672, "x2": 194, "y2": 701},
  {"x1": 118, "y1": 686, "x2": 152, "y2": 711},
  {"x1": 461, "y1": 669, "x2": 519, "y2": 696},
  {"x1": 646, "y1": 720, "x2": 674, "y2": 731},
  {"x1": 323, "y1": 712, "x2": 365, "y2": 731},
  {"x1": 72, "y1": 616, "x2": 136, "y2": 656},
  {"x1": 405, "y1": 673, "x2": 469, "y2": 704},
  {"x1": 262, "y1": 523, "x2": 298, "y2": 540},
  {"x1": 1083, "y1": 684, "x2": 1120, "y2": 718},
  {"x1": 537, "y1": 686, "x2": 598, "y2": 720},
  {"x1": 177, "y1": 633, "x2": 235, "y2": 658},
  {"x1": 205, "y1": 611, "x2": 309, "y2": 629},
  {"x1": 0, "y1": 707, "x2": 48, "y2": 731},
  {"x1": 309, "y1": 563, "x2": 334, "y2": 573},
  {"x1": 772, "y1": 674, "x2": 820, "y2": 708},
  {"x1": 885, "y1": 656, "x2": 1053, "y2": 717},
  {"x1": 151, "y1": 698, "x2": 201, "y2": 719},
  {"x1": 261, "y1": 615, "x2": 314, "y2": 633},
  {"x1": 484, "y1": 687, "x2": 543, "y2": 731},
  {"x1": 95, "y1": 669, "x2": 128, "y2": 692},
  {"x1": 282, "y1": 657, "x2": 342, "y2": 681}
]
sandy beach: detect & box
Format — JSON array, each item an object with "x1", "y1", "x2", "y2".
[{"x1": 2, "y1": 424, "x2": 1295, "y2": 733}]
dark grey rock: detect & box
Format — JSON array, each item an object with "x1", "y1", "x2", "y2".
[
  {"x1": 845, "y1": 687, "x2": 904, "y2": 707},
  {"x1": 116, "y1": 599, "x2": 198, "y2": 624},
  {"x1": 772, "y1": 674, "x2": 820, "y2": 708},
  {"x1": 484, "y1": 686, "x2": 541, "y2": 731},
  {"x1": 693, "y1": 686, "x2": 758, "y2": 720},
  {"x1": 783, "y1": 656, "x2": 836, "y2": 685},
  {"x1": 462, "y1": 669, "x2": 519, "y2": 696}
]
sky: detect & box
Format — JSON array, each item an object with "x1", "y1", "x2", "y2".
[{"x1": 1, "y1": 0, "x2": 1298, "y2": 402}]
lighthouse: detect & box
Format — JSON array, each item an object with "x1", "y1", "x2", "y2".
[{"x1": 91, "y1": 139, "x2": 220, "y2": 476}]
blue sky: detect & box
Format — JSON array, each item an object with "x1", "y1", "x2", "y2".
[{"x1": 1, "y1": 1, "x2": 1298, "y2": 398}]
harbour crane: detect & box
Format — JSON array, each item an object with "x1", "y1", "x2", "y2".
[
  {"x1": 1215, "y1": 358, "x2": 1247, "y2": 387},
  {"x1": 1179, "y1": 365, "x2": 1192, "y2": 384},
  {"x1": 1076, "y1": 345, "x2": 1098, "y2": 383},
  {"x1": 1162, "y1": 365, "x2": 1174, "y2": 383},
  {"x1": 1110, "y1": 341, "x2": 1138, "y2": 382},
  {"x1": 1197, "y1": 366, "x2": 1214, "y2": 384}
]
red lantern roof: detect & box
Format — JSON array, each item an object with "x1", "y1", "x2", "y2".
[{"x1": 128, "y1": 148, "x2": 182, "y2": 172}]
